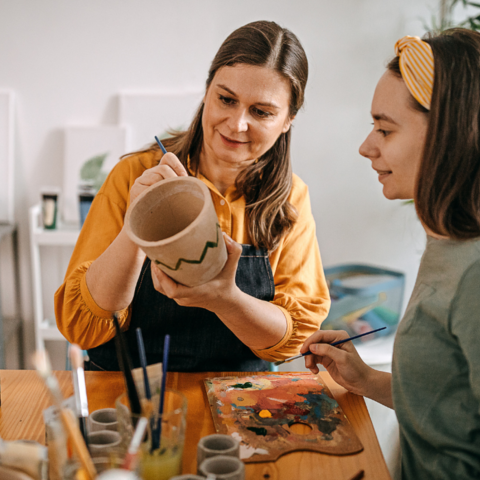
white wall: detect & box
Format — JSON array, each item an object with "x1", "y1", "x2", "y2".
[{"x1": 0, "y1": 0, "x2": 435, "y2": 365}]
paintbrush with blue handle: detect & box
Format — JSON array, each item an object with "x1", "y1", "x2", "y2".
[
  {"x1": 155, "y1": 136, "x2": 168, "y2": 154},
  {"x1": 274, "y1": 327, "x2": 387, "y2": 366}
]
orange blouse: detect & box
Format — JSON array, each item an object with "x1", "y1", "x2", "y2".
[{"x1": 54, "y1": 150, "x2": 330, "y2": 362}]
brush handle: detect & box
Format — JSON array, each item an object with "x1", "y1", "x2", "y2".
[
  {"x1": 306, "y1": 326, "x2": 387, "y2": 355},
  {"x1": 60, "y1": 409, "x2": 96, "y2": 480},
  {"x1": 136, "y1": 328, "x2": 152, "y2": 400},
  {"x1": 282, "y1": 327, "x2": 387, "y2": 364},
  {"x1": 79, "y1": 416, "x2": 88, "y2": 447},
  {"x1": 113, "y1": 315, "x2": 142, "y2": 415},
  {"x1": 152, "y1": 334, "x2": 170, "y2": 451},
  {"x1": 155, "y1": 136, "x2": 168, "y2": 155}
]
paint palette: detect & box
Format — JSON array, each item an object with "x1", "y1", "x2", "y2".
[{"x1": 204, "y1": 373, "x2": 363, "y2": 462}]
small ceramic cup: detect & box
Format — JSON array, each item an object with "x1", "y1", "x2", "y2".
[
  {"x1": 88, "y1": 408, "x2": 118, "y2": 433},
  {"x1": 197, "y1": 434, "x2": 240, "y2": 466},
  {"x1": 198, "y1": 455, "x2": 245, "y2": 480},
  {"x1": 87, "y1": 430, "x2": 122, "y2": 459}
]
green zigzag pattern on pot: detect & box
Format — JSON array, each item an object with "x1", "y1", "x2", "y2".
[{"x1": 153, "y1": 223, "x2": 222, "y2": 271}]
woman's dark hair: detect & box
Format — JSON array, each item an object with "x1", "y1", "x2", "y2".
[
  {"x1": 388, "y1": 29, "x2": 480, "y2": 239},
  {"x1": 133, "y1": 21, "x2": 308, "y2": 251}
]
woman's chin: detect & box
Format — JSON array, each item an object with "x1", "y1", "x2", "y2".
[{"x1": 382, "y1": 187, "x2": 413, "y2": 201}]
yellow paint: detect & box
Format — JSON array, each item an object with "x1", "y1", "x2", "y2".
[{"x1": 259, "y1": 409, "x2": 272, "y2": 418}]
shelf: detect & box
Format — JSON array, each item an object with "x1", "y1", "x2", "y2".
[
  {"x1": 30, "y1": 204, "x2": 80, "y2": 246},
  {"x1": 32, "y1": 225, "x2": 80, "y2": 246},
  {"x1": 29, "y1": 204, "x2": 71, "y2": 350}
]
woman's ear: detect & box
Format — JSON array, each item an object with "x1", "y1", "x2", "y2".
[{"x1": 282, "y1": 115, "x2": 295, "y2": 133}]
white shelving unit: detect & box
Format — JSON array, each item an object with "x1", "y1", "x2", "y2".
[{"x1": 29, "y1": 204, "x2": 80, "y2": 351}]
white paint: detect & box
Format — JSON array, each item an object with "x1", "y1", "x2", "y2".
[
  {"x1": 231, "y1": 432, "x2": 269, "y2": 460},
  {"x1": 0, "y1": 0, "x2": 434, "y2": 378}
]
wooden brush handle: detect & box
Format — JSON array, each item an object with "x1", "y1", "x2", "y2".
[{"x1": 60, "y1": 409, "x2": 97, "y2": 480}]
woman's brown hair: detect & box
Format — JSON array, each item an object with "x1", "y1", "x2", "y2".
[
  {"x1": 134, "y1": 20, "x2": 308, "y2": 251},
  {"x1": 388, "y1": 29, "x2": 480, "y2": 239}
]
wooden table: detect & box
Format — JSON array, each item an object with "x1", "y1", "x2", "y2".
[{"x1": 0, "y1": 370, "x2": 391, "y2": 480}]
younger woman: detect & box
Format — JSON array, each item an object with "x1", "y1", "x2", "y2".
[{"x1": 302, "y1": 30, "x2": 480, "y2": 479}]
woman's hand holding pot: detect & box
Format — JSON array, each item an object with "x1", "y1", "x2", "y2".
[{"x1": 150, "y1": 233, "x2": 243, "y2": 313}]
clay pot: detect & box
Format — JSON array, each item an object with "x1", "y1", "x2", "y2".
[{"x1": 125, "y1": 176, "x2": 227, "y2": 287}]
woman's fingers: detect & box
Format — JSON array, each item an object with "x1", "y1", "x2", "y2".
[
  {"x1": 309, "y1": 343, "x2": 348, "y2": 364},
  {"x1": 300, "y1": 329, "x2": 350, "y2": 354},
  {"x1": 305, "y1": 354, "x2": 320, "y2": 374},
  {"x1": 130, "y1": 152, "x2": 187, "y2": 203},
  {"x1": 221, "y1": 234, "x2": 242, "y2": 278},
  {"x1": 151, "y1": 262, "x2": 180, "y2": 297},
  {"x1": 159, "y1": 152, "x2": 188, "y2": 177}
]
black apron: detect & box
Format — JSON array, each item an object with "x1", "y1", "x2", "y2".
[{"x1": 87, "y1": 245, "x2": 274, "y2": 372}]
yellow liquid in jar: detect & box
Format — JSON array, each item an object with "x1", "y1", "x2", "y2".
[{"x1": 139, "y1": 447, "x2": 183, "y2": 480}]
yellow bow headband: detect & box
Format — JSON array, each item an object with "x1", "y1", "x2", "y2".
[{"x1": 395, "y1": 36, "x2": 434, "y2": 110}]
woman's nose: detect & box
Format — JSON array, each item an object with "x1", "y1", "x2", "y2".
[
  {"x1": 227, "y1": 108, "x2": 249, "y2": 133},
  {"x1": 359, "y1": 131, "x2": 377, "y2": 159}
]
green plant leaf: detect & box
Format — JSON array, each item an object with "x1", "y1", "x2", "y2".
[
  {"x1": 80, "y1": 152, "x2": 108, "y2": 181},
  {"x1": 93, "y1": 170, "x2": 108, "y2": 192}
]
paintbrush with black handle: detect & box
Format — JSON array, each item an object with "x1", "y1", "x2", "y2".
[
  {"x1": 274, "y1": 327, "x2": 387, "y2": 366},
  {"x1": 113, "y1": 313, "x2": 142, "y2": 415}
]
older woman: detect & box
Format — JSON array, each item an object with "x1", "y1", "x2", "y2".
[{"x1": 55, "y1": 20, "x2": 330, "y2": 372}]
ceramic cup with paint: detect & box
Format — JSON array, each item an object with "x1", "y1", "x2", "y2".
[
  {"x1": 197, "y1": 434, "x2": 240, "y2": 466},
  {"x1": 88, "y1": 408, "x2": 118, "y2": 433},
  {"x1": 198, "y1": 455, "x2": 245, "y2": 480},
  {"x1": 125, "y1": 176, "x2": 227, "y2": 287}
]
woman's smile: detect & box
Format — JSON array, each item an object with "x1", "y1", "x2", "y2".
[
  {"x1": 374, "y1": 168, "x2": 392, "y2": 182},
  {"x1": 218, "y1": 132, "x2": 250, "y2": 148}
]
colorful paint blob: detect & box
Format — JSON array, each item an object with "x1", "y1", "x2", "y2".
[{"x1": 204, "y1": 372, "x2": 363, "y2": 462}]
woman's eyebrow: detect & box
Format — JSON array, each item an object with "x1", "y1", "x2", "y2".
[
  {"x1": 372, "y1": 113, "x2": 398, "y2": 125},
  {"x1": 217, "y1": 84, "x2": 280, "y2": 109}
]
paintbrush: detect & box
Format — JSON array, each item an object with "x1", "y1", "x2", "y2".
[
  {"x1": 112, "y1": 313, "x2": 142, "y2": 416},
  {"x1": 122, "y1": 416, "x2": 148, "y2": 471},
  {"x1": 274, "y1": 327, "x2": 387, "y2": 366},
  {"x1": 69, "y1": 344, "x2": 89, "y2": 447},
  {"x1": 154, "y1": 136, "x2": 168, "y2": 155},
  {"x1": 135, "y1": 328, "x2": 151, "y2": 400},
  {"x1": 32, "y1": 350, "x2": 97, "y2": 480},
  {"x1": 152, "y1": 334, "x2": 170, "y2": 451}
]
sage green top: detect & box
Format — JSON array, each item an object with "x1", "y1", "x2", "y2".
[{"x1": 392, "y1": 236, "x2": 480, "y2": 480}]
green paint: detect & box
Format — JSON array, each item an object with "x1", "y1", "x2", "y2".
[
  {"x1": 231, "y1": 382, "x2": 253, "y2": 389},
  {"x1": 247, "y1": 427, "x2": 268, "y2": 436},
  {"x1": 154, "y1": 223, "x2": 221, "y2": 271}
]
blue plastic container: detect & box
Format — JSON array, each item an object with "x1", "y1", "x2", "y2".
[{"x1": 321, "y1": 264, "x2": 405, "y2": 344}]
